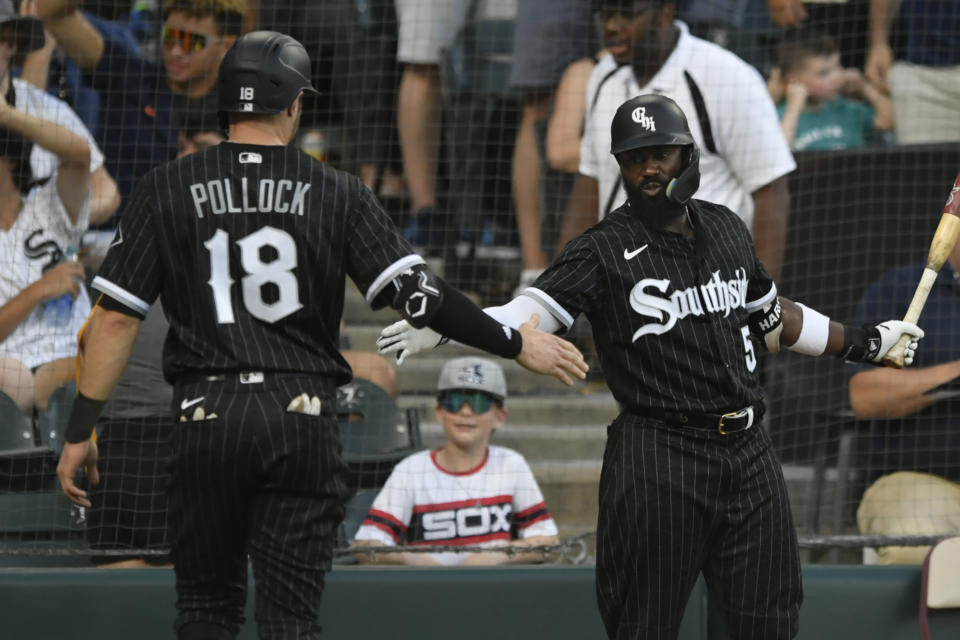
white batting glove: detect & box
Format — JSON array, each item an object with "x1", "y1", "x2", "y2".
[
  {"x1": 376, "y1": 319, "x2": 443, "y2": 365},
  {"x1": 872, "y1": 320, "x2": 924, "y2": 366}
]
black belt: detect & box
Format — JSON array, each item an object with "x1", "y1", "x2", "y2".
[
  {"x1": 633, "y1": 404, "x2": 763, "y2": 435},
  {"x1": 175, "y1": 371, "x2": 337, "y2": 416}
]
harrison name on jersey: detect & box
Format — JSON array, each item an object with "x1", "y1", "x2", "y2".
[{"x1": 630, "y1": 268, "x2": 749, "y2": 341}]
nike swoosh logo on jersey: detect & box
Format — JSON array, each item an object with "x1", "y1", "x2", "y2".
[
  {"x1": 180, "y1": 396, "x2": 205, "y2": 410},
  {"x1": 623, "y1": 245, "x2": 648, "y2": 260}
]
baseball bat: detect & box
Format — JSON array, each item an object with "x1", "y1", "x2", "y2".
[{"x1": 882, "y1": 170, "x2": 960, "y2": 368}]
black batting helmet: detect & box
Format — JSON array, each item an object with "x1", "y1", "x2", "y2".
[
  {"x1": 610, "y1": 94, "x2": 700, "y2": 204},
  {"x1": 216, "y1": 31, "x2": 318, "y2": 130}
]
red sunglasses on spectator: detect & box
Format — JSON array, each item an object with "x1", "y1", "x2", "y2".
[{"x1": 162, "y1": 26, "x2": 221, "y2": 53}]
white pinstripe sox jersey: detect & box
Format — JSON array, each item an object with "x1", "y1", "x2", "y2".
[
  {"x1": 579, "y1": 21, "x2": 796, "y2": 228},
  {"x1": 526, "y1": 198, "x2": 776, "y2": 414},
  {"x1": 354, "y1": 446, "x2": 558, "y2": 566},
  {"x1": 0, "y1": 177, "x2": 91, "y2": 368}
]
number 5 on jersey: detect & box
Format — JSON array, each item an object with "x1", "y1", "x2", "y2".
[{"x1": 204, "y1": 226, "x2": 303, "y2": 324}]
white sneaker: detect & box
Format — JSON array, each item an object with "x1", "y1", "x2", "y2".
[{"x1": 513, "y1": 268, "x2": 545, "y2": 298}]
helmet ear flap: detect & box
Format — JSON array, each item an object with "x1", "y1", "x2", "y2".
[{"x1": 665, "y1": 143, "x2": 701, "y2": 204}]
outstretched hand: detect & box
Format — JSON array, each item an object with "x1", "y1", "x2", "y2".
[
  {"x1": 57, "y1": 440, "x2": 99, "y2": 508},
  {"x1": 515, "y1": 314, "x2": 589, "y2": 386}
]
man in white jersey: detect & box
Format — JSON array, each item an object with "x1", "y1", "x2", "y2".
[
  {"x1": 352, "y1": 357, "x2": 559, "y2": 566},
  {"x1": 561, "y1": 0, "x2": 795, "y2": 279}
]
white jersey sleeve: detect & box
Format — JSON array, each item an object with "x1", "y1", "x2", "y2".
[{"x1": 508, "y1": 451, "x2": 559, "y2": 539}]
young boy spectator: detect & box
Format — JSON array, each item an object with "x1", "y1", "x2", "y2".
[
  {"x1": 0, "y1": 74, "x2": 90, "y2": 414},
  {"x1": 352, "y1": 356, "x2": 559, "y2": 565},
  {"x1": 775, "y1": 28, "x2": 894, "y2": 151}
]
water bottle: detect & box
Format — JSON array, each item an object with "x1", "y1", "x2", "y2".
[{"x1": 43, "y1": 246, "x2": 78, "y2": 329}]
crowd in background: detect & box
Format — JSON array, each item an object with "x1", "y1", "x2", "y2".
[{"x1": 0, "y1": 0, "x2": 958, "y2": 566}]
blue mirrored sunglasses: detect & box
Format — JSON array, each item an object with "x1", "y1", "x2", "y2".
[{"x1": 437, "y1": 390, "x2": 501, "y2": 414}]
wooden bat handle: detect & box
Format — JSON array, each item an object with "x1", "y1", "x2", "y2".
[
  {"x1": 882, "y1": 209, "x2": 960, "y2": 368},
  {"x1": 881, "y1": 268, "x2": 937, "y2": 368}
]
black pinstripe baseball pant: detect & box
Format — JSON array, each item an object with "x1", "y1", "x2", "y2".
[
  {"x1": 596, "y1": 414, "x2": 802, "y2": 640},
  {"x1": 167, "y1": 374, "x2": 348, "y2": 639}
]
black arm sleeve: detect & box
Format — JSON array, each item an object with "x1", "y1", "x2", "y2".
[{"x1": 428, "y1": 278, "x2": 523, "y2": 359}]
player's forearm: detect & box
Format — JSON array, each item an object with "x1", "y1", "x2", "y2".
[
  {"x1": 780, "y1": 297, "x2": 868, "y2": 355},
  {"x1": 426, "y1": 280, "x2": 522, "y2": 358},
  {"x1": 849, "y1": 359, "x2": 960, "y2": 418},
  {"x1": 76, "y1": 306, "x2": 140, "y2": 400},
  {"x1": 64, "y1": 305, "x2": 140, "y2": 443},
  {"x1": 751, "y1": 177, "x2": 789, "y2": 281}
]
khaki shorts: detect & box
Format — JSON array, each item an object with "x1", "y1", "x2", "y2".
[
  {"x1": 889, "y1": 62, "x2": 960, "y2": 144},
  {"x1": 396, "y1": 0, "x2": 472, "y2": 64}
]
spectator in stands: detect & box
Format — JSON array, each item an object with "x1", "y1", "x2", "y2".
[
  {"x1": 866, "y1": 0, "x2": 960, "y2": 144},
  {"x1": 560, "y1": 0, "x2": 795, "y2": 279},
  {"x1": 509, "y1": 0, "x2": 594, "y2": 295},
  {"x1": 393, "y1": 0, "x2": 472, "y2": 250},
  {"x1": 774, "y1": 28, "x2": 893, "y2": 151},
  {"x1": 4, "y1": 0, "x2": 118, "y2": 223},
  {"x1": 848, "y1": 243, "x2": 960, "y2": 564},
  {"x1": 0, "y1": 72, "x2": 91, "y2": 414},
  {"x1": 766, "y1": 0, "x2": 871, "y2": 70},
  {"x1": 352, "y1": 356, "x2": 559, "y2": 565},
  {"x1": 35, "y1": 0, "x2": 245, "y2": 211},
  {"x1": 545, "y1": 48, "x2": 608, "y2": 272}
]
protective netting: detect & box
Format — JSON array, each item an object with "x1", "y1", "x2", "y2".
[{"x1": 0, "y1": 0, "x2": 958, "y2": 566}]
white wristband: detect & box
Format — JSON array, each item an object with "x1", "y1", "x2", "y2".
[{"x1": 788, "y1": 303, "x2": 830, "y2": 356}]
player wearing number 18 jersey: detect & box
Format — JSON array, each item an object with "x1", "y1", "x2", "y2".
[{"x1": 56, "y1": 31, "x2": 586, "y2": 640}]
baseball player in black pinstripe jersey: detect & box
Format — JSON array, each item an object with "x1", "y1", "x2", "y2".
[
  {"x1": 55, "y1": 31, "x2": 586, "y2": 640},
  {"x1": 378, "y1": 94, "x2": 924, "y2": 639}
]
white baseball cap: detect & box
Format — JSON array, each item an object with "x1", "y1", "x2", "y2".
[{"x1": 437, "y1": 357, "x2": 507, "y2": 402}]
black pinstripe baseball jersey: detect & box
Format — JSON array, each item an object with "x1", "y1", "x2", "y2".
[
  {"x1": 92, "y1": 142, "x2": 422, "y2": 385},
  {"x1": 526, "y1": 198, "x2": 777, "y2": 414}
]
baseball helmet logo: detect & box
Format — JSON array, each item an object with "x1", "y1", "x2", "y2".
[{"x1": 631, "y1": 107, "x2": 656, "y2": 132}]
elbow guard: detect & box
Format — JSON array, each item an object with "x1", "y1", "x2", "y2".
[{"x1": 390, "y1": 264, "x2": 444, "y2": 328}]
